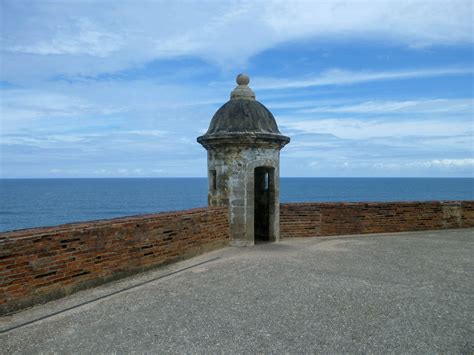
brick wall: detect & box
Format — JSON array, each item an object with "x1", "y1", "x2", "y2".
[
  {"x1": 2, "y1": 201, "x2": 473, "y2": 315},
  {"x1": 281, "y1": 201, "x2": 474, "y2": 238},
  {"x1": 0, "y1": 207, "x2": 229, "y2": 315}
]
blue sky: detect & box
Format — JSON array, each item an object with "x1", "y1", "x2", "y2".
[{"x1": 0, "y1": 0, "x2": 473, "y2": 178}]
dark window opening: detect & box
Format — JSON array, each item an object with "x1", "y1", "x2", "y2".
[
  {"x1": 254, "y1": 167, "x2": 274, "y2": 244},
  {"x1": 210, "y1": 170, "x2": 217, "y2": 190}
]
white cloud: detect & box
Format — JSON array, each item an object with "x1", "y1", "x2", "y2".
[
  {"x1": 126, "y1": 130, "x2": 168, "y2": 137},
  {"x1": 410, "y1": 158, "x2": 474, "y2": 168},
  {"x1": 0, "y1": 90, "x2": 124, "y2": 123},
  {"x1": 279, "y1": 117, "x2": 473, "y2": 139},
  {"x1": 1, "y1": 0, "x2": 472, "y2": 80},
  {"x1": 368, "y1": 159, "x2": 474, "y2": 172},
  {"x1": 263, "y1": 0, "x2": 473, "y2": 46},
  {"x1": 8, "y1": 18, "x2": 124, "y2": 57},
  {"x1": 254, "y1": 68, "x2": 472, "y2": 90},
  {"x1": 0, "y1": 79, "x2": 221, "y2": 135},
  {"x1": 297, "y1": 98, "x2": 474, "y2": 114}
]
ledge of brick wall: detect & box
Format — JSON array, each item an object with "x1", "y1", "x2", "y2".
[
  {"x1": 0, "y1": 207, "x2": 229, "y2": 316},
  {"x1": 281, "y1": 201, "x2": 474, "y2": 238}
]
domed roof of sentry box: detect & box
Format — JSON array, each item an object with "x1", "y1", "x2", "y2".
[{"x1": 197, "y1": 74, "x2": 290, "y2": 148}]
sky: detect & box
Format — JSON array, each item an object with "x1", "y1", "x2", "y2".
[{"x1": 0, "y1": 0, "x2": 473, "y2": 178}]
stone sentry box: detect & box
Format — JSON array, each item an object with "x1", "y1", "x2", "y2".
[{"x1": 198, "y1": 74, "x2": 290, "y2": 246}]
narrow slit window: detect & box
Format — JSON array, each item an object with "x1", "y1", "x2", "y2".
[
  {"x1": 210, "y1": 170, "x2": 217, "y2": 190},
  {"x1": 264, "y1": 172, "x2": 269, "y2": 190}
]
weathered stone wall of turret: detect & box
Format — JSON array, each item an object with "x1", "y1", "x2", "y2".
[{"x1": 207, "y1": 146, "x2": 281, "y2": 246}]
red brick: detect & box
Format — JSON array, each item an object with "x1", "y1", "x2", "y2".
[{"x1": 0, "y1": 207, "x2": 229, "y2": 314}]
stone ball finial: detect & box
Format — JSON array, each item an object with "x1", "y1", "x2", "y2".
[
  {"x1": 236, "y1": 73, "x2": 250, "y2": 86},
  {"x1": 231, "y1": 73, "x2": 255, "y2": 100}
]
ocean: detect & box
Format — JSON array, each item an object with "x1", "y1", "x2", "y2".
[{"x1": 1, "y1": 178, "x2": 473, "y2": 232}]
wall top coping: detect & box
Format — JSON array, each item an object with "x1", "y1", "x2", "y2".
[
  {"x1": 281, "y1": 201, "x2": 471, "y2": 207},
  {"x1": 0, "y1": 206, "x2": 227, "y2": 241}
]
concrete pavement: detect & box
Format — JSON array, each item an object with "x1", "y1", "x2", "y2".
[{"x1": 1, "y1": 229, "x2": 473, "y2": 353}]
